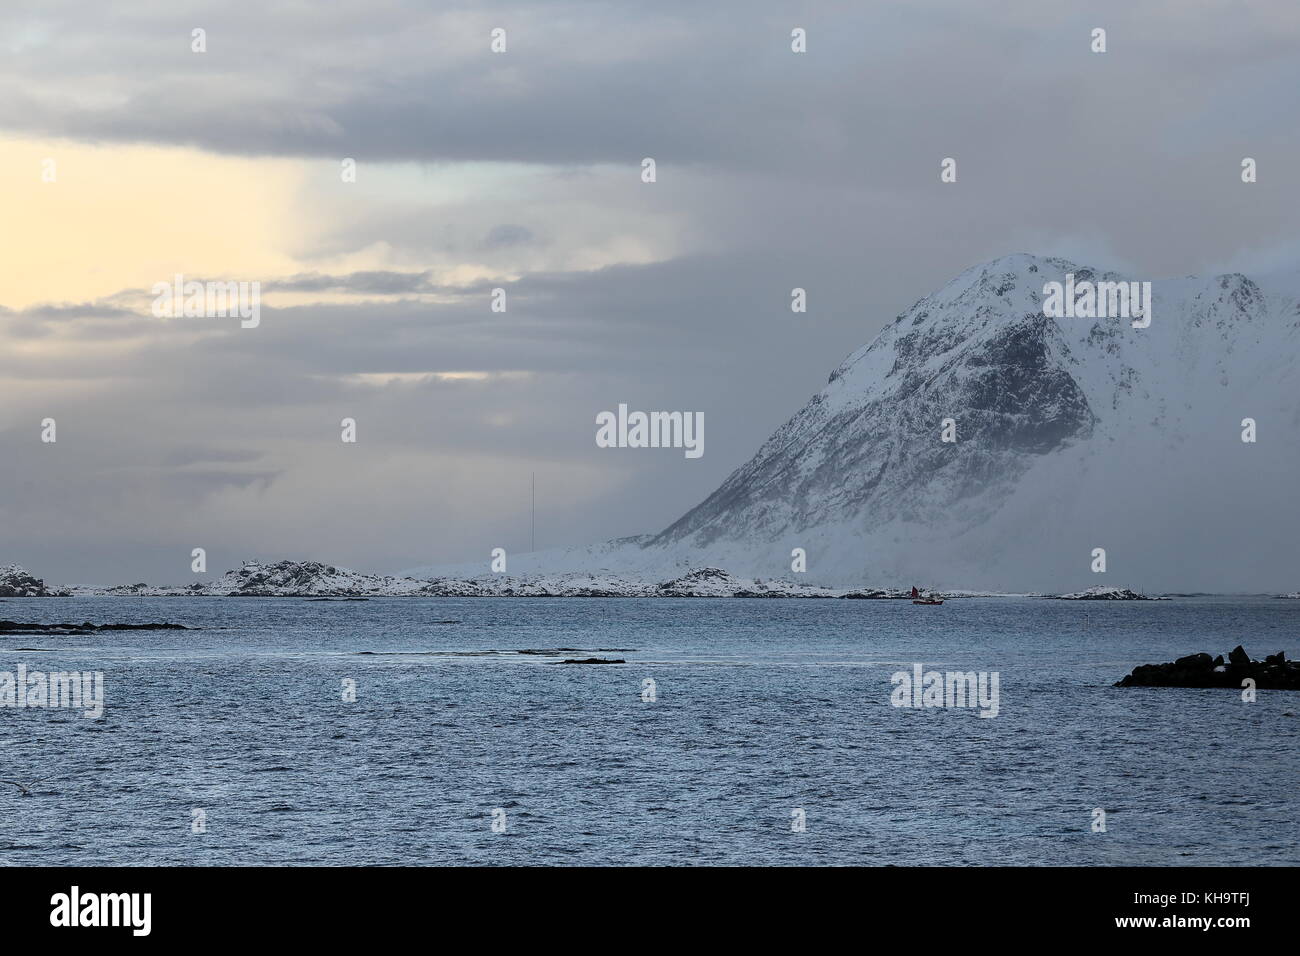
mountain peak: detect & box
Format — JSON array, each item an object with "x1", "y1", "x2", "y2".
[{"x1": 640, "y1": 256, "x2": 1300, "y2": 591}]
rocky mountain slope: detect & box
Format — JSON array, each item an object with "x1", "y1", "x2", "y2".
[{"x1": 554, "y1": 253, "x2": 1300, "y2": 592}]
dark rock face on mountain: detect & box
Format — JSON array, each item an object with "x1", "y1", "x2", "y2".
[
  {"x1": 1116, "y1": 646, "x2": 1299, "y2": 690},
  {"x1": 0, "y1": 565, "x2": 69, "y2": 597},
  {"x1": 651, "y1": 255, "x2": 1098, "y2": 553}
]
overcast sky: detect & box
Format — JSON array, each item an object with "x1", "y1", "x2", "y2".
[{"x1": 3, "y1": 0, "x2": 1299, "y2": 583}]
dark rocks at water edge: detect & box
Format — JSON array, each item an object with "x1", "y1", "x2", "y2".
[
  {"x1": 840, "y1": 587, "x2": 913, "y2": 599},
  {"x1": 517, "y1": 647, "x2": 632, "y2": 655},
  {"x1": 547, "y1": 657, "x2": 626, "y2": 665},
  {"x1": 1116, "y1": 646, "x2": 1299, "y2": 690},
  {"x1": 0, "y1": 621, "x2": 194, "y2": 636}
]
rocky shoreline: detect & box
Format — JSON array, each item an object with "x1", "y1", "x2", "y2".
[
  {"x1": 2, "y1": 560, "x2": 1169, "y2": 601},
  {"x1": 1116, "y1": 646, "x2": 1299, "y2": 690},
  {"x1": 0, "y1": 621, "x2": 194, "y2": 636}
]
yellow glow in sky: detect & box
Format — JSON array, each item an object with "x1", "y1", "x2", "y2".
[
  {"x1": 1, "y1": 136, "x2": 306, "y2": 309},
  {"x1": 1, "y1": 137, "x2": 684, "y2": 314}
]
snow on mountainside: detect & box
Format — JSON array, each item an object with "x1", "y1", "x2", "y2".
[
  {"x1": 657, "y1": 254, "x2": 1097, "y2": 548},
  {"x1": 410, "y1": 253, "x2": 1300, "y2": 592}
]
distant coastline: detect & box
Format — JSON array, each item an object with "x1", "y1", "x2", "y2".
[{"x1": 3, "y1": 561, "x2": 1291, "y2": 601}]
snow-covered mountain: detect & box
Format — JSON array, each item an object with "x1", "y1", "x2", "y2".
[
  {"x1": 28, "y1": 254, "x2": 1293, "y2": 595},
  {"x1": 414, "y1": 253, "x2": 1300, "y2": 591}
]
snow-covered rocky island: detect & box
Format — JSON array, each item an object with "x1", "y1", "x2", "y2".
[
  {"x1": 1054, "y1": 586, "x2": 1160, "y2": 600},
  {"x1": 0, "y1": 565, "x2": 71, "y2": 597},
  {"x1": 0, "y1": 558, "x2": 1199, "y2": 601},
  {"x1": 57, "y1": 561, "x2": 433, "y2": 597},
  {"x1": 29, "y1": 559, "x2": 989, "y2": 599}
]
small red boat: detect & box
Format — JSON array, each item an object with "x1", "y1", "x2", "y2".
[{"x1": 908, "y1": 586, "x2": 943, "y2": 604}]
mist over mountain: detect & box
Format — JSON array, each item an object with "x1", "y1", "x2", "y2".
[{"x1": 427, "y1": 254, "x2": 1300, "y2": 592}]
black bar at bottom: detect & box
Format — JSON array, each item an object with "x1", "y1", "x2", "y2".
[{"x1": 0, "y1": 865, "x2": 1284, "y2": 942}]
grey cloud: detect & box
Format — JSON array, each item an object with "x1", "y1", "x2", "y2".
[
  {"x1": 483, "y1": 224, "x2": 535, "y2": 248},
  {"x1": 3, "y1": 0, "x2": 1296, "y2": 180},
  {"x1": 3, "y1": 0, "x2": 1300, "y2": 583},
  {"x1": 264, "y1": 270, "x2": 440, "y2": 294}
]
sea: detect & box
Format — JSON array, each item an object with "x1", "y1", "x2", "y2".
[{"x1": 1, "y1": 596, "x2": 1296, "y2": 866}]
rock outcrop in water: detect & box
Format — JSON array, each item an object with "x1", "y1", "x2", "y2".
[
  {"x1": 651, "y1": 567, "x2": 835, "y2": 598},
  {"x1": 840, "y1": 587, "x2": 913, "y2": 599},
  {"x1": 0, "y1": 621, "x2": 193, "y2": 636},
  {"x1": 1116, "y1": 646, "x2": 1299, "y2": 690},
  {"x1": 1056, "y1": 586, "x2": 1154, "y2": 600},
  {"x1": 0, "y1": 565, "x2": 70, "y2": 597},
  {"x1": 548, "y1": 657, "x2": 626, "y2": 665},
  {"x1": 97, "y1": 582, "x2": 208, "y2": 596},
  {"x1": 207, "y1": 560, "x2": 433, "y2": 597}
]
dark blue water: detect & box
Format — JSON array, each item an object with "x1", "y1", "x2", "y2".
[{"x1": 1, "y1": 596, "x2": 1296, "y2": 865}]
